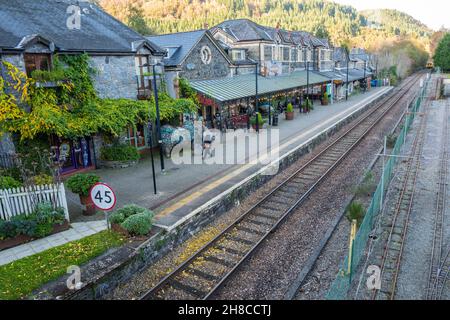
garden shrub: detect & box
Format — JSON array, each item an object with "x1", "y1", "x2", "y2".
[
  {"x1": 100, "y1": 144, "x2": 140, "y2": 162},
  {"x1": 109, "y1": 204, "x2": 147, "y2": 224},
  {"x1": 121, "y1": 211, "x2": 154, "y2": 236},
  {"x1": 0, "y1": 202, "x2": 66, "y2": 240},
  {"x1": 0, "y1": 176, "x2": 22, "y2": 190},
  {"x1": 0, "y1": 168, "x2": 22, "y2": 182},
  {"x1": 66, "y1": 173, "x2": 100, "y2": 196},
  {"x1": 29, "y1": 174, "x2": 54, "y2": 186},
  {"x1": 0, "y1": 220, "x2": 18, "y2": 240}
]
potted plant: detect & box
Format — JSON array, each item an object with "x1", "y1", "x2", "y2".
[
  {"x1": 321, "y1": 92, "x2": 329, "y2": 106},
  {"x1": 66, "y1": 173, "x2": 100, "y2": 216},
  {"x1": 250, "y1": 112, "x2": 266, "y2": 130},
  {"x1": 285, "y1": 103, "x2": 294, "y2": 120},
  {"x1": 302, "y1": 98, "x2": 313, "y2": 113}
]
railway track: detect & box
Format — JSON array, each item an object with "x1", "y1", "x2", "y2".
[
  {"x1": 426, "y1": 100, "x2": 449, "y2": 300},
  {"x1": 372, "y1": 76, "x2": 433, "y2": 300},
  {"x1": 141, "y1": 74, "x2": 423, "y2": 300}
]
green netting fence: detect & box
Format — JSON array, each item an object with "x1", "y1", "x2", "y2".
[{"x1": 326, "y1": 77, "x2": 430, "y2": 300}]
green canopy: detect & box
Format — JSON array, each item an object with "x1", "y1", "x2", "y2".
[{"x1": 190, "y1": 70, "x2": 331, "y2": 103}]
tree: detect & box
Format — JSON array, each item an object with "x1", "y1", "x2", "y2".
[
  {"x1": 434, "y1": 33, "x2": 450, "y2": 71},
  {"x1": 127, "y1": 5, "x2": 153, "y2": 35}
]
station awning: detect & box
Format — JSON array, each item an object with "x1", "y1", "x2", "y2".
[
  {"x1": 190, "y1": 70, "x2": 331, "y2": 103},
  {"x1": 333, "y1": 69, "x2": 373, "y2": 82}
]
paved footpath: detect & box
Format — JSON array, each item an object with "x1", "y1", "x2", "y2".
[{"x1": 67, "y1": 87, "x2": 391, "y2": 228}]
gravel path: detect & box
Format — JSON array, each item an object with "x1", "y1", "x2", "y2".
[{"x1": 107, "y1": 78, "x2": 420, "y2": 300}]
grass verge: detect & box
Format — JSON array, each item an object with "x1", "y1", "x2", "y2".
[{"x1": 0, "y1": 230, "x2": 125, "y2": 300}]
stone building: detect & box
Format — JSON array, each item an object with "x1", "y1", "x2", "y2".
[
  {"x1": 148, "y1": 30, "x2": 246, "y2": 124},
  {"x1": 0, "y1": 0, "x2": 165, "y2": 174},
  {"x1": 147, "y1": 30, "x2": 236, "y2": 98},
  {"x1": 210, "y1": 19, "x2": 333, "y2": 75}
]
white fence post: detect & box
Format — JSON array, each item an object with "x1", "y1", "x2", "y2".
[
  {"x1": 0, "y1": 183, "x2": 70, "y2": 222},
  {"x1": 59, "y1": 183, "x2": 70, "y2": 222}
]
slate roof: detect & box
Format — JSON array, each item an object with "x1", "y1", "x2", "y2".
[
  {"x1": 212, "y1": 19, "x2": 328, "y2": 49},
  {"x1": 212, "y1": 19, "x2": 273, "y2": 42},
  {"x1": 0, "y1": 0, "x2": 164, "y2": 54},
  {"x1": 148, "y1": 30, "x2": 208, "y2": 66},
  {"x1": 334, "y1": 68, "x2": 372, "y2": 82},
  {"x1": 333, "y1": 47, "x2": 352, "y2": 63},
  {"x1": 190, "y1": 71, "x2": 330, "y2": 102}
]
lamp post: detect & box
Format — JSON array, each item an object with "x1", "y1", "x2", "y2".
[
  {"x1": 363, "y1": 60, "x2": 367, "y2": 92},
  {"x1": 255, "y1": 62, "x2": 259, "y2": 133},
  {"x1": 306, "y1": 61, "x2": 310, "y2": 102},
  {"x1": 345, "y1": 49, "x2": 349, "y2": 101},
  {"x1": 151, "y1": 63, "x2": 165, "y2": 172},
  {"x1": 147, "y1": 122, "x2": 157, "y2": 195}
]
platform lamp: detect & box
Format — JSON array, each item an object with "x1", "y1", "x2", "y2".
[
  {"x1": 345, "y1": 50, "x2": 350, "y2": 101},
  {"x1": 150, "y1": 62, "x2": 165, "y2": 173},
  {"x1": 254, "y1": 62, "x2": 260, "y2": 133}
]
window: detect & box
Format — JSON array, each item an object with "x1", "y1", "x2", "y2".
[
  {"x1": 135, "y1": 55, "x2": 152, "y2": 99},
  {"x1": 128, "y1": 124, "x2": 147, "y2": 149},
  {"x1": 283, "y1": 47, "x2": 290, "y2": 62},
  {"x1": 166, "y1": 47, "x2": 179, "y2": 59},
  {"x1": 264, "y1": 46, "x2": 272, "y2": 60},
  {"x1": 320, "y1": 50, "x2": 325, "y2": 61},
  {"x1": 232, "y1": 50, "x2": 245, "y2": 61},
  {"x1": 291, "y1": 48, "x2": 297, "y2": 62},
  {"x1": 297, "y1": 49, "x2": 303, "y2": 62},
  {"x1": 24, "y1": 53, "x2": 51, "y2": 76}
]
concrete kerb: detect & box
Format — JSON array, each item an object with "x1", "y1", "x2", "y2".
[{"x1": 32, "y1": 87, "x2": 393, "y2": 300}]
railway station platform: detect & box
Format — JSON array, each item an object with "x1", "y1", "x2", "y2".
[{"x1": 66, "y1": 87, "x2": 393, "y2": 230}]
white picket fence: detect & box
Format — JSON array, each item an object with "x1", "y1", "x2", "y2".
[{"x1": 0, "y1": 183, "x2": 70, "y2": 222}]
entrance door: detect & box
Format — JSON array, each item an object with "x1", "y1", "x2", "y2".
[
  {"x1": 205, "y1": 106, "x2": 213, "y2": 127},
  {"x1": 50, "y1": 137, "x2": 92, "y2": 173}
]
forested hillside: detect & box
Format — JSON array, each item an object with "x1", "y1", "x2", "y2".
[
  {"x1": 361, "y1": 9, "x2": 432, "y2": 39},
  {"x1": 97, "y1": 0, "x2": 431, "y2": 48}
]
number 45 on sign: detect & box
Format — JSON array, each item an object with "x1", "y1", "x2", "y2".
[{"x1": 90, "y1": 183, "x2": 117, "y2": 227}]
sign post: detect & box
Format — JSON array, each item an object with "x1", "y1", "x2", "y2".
[{"x1": 90, "y1": 182, "x2": 117, "y2": 230}]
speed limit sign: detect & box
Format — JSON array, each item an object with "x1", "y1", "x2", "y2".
[{"x1": 89, "y1": 183, "x2": 116, "y2": 211}]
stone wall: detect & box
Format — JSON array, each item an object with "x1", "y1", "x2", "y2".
[
  {"x1": 180, "y1": 35, "x2": 231, "y2": 81},
  {"x1": 0, "y1": 134, "x2": 16, "y2": 155},
  {"x1": 2, "y1": 54, "x2": 26, "y2": 73},
  {"x1": 89, "y1": 55, "x2": 138, "y2": 100}
]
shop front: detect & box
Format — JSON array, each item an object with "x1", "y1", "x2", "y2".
[{"x1": 50, "y1": 136, "x2": 93, "y2": 174}]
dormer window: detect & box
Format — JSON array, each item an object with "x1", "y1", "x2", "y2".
[
  {"x1": 165, "y1": 47, "x2": 179, "y2": 59},
  {"x1": 231, "y1": 50, "x2": 245, "y2": 61},
  {"x1": 24, "y1": 53, "x2": 51, "y2": 77}
]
